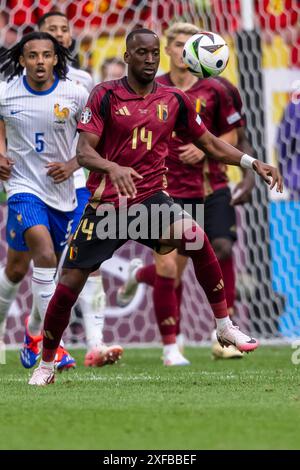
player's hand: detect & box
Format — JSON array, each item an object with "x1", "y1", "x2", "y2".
[
  {"x1": 107, "y1": 162, "x2": 143, "y2": 198},
  {"x1": 231, "y1": 179, "x2": 254, "y2": 206},
  {"x1": 0, "y1": 153, "x2": 14, "y2": 181},
  {"x1": 46, "y1": 162, "x2": 74, "y2": 184},
  {"x1": 178, "y1": 144, "x2": 205, "y2": 165},
  {"x1": 252, "y1": 160, "x2": 283, "y2": 193}
]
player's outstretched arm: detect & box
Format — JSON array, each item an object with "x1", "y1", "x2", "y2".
[
  {"x1": 77, "y1": 132, "x2": 142, "y2": 198},
  {"x1": 194, "y1": 130, "x2": 283, "y2": 193},
  {"x1": 0, "y1": 121, "x2": 14, "y2": 181}
]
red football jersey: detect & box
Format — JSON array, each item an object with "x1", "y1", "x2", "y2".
[
  {"x1": 214, "y1": 76, "x2": 246, "y2": 127},
  {"x1": 78, "y1": 77, "x2": 207, "y2": 207},
  {"x1": 157, "y1": 74, "x2": 242, "y2": 198}
]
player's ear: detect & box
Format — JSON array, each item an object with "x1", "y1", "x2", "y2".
[
  {"x1": 53, "y1": 54, "x2": 58, "y2": 66},
  {"x1": 19, "y1": 55, "x2": 25, "y2": 68},
  {"x1": 124, "y1": 51, "x2": 129, "y2": 65},
  {"x1": 165, "y1": 44, "x2": 171, "y2": 57}
]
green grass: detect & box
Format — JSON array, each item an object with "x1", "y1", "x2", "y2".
[{"x1": 0, "y1": 346, "x2": 300, "y2": 450}]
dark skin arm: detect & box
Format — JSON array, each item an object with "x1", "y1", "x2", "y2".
[
  {"x1": 194, "y1": 130, "x2": 283, "y2": 193},
  {"x1": 76, "y1": 131, "x2": 143, "y2": 198},
  {"x1": 230, "y1": 126, "x2": 255, "y2": 205},
  {"x1": 0, "y1": 120, "x2": 14, "y2": 181},
  {"x1": 46, "y1": 156, "x2": 80, "y2": 184}
]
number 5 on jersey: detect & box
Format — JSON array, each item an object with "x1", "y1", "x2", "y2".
[{"x1": 35, "y1": 132, "x2": 45, "y2": 153}]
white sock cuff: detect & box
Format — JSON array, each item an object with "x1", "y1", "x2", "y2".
[
  {"x1": 32, "y1": 267, "x2": 57, "y2": 283},
  {"x1": 40, "y1": 360, "x2": 55, "y2": 369}
]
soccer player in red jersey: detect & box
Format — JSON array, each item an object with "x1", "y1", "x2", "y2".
[
  {"x1": 118, "y1": 23, "x2": 255, "y2": 364},
  {"x1": 28, "y1": 28, "x2": 282, "y2": 386}
]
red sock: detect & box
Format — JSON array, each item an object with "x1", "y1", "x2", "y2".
[
  {"x1": 219, "y1": 257, "x2": 235, "y2": 310},
  {"x1": 180, "y1": 227, "x2": 228, "y2": 319},
  {"x1": 175, "y1": 283, "x2": 183, "y2": 336},
  {"x1": 136, "y1": 264, "x2": 156, "y2": 286},
  {"x1": 153, "y1": 274, "x2": 177, "y2": 345},
  {"x1": 42, "y1": 283, "x2": 79, "y2": 361}
]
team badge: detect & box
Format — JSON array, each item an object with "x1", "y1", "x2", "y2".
[
  {"x1": 157, "y1": 104, "x2": 168, "y2": 121},
  {"x1": 81, "y1": 107, "x2": 92, "y2": 124},
  {"x1": 54, "y1": 103, "x2": 70, "y2": 123}
]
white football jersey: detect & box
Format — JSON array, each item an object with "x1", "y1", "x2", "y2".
[
  {"x1": 0, "y1": 75, "x2": 89, "y2": 211},
  {"x1": 67, "y1": 65, "x2": 93, "y2": 190}
]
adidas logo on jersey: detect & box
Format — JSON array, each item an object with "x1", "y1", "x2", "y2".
[
  {"x1": 115, "y1": 106, "x2": 131, "y2": 116},
  {"x1": 213, "y1": 279, "x2": 224, "y2": 292}
]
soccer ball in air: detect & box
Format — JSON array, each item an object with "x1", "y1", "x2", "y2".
[{"x1": 182, "y1": 32, "x2": 229, "y2": 78}]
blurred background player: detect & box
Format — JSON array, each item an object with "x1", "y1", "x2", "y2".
[
  {"x1": 276, "y1": 93, "x2": 300, "y2": 200},
  {"x1": 0, "y1": 32, "x2": 87, "y2": 370},
  {"x1": 100, "y1": 56, "x2": 126, "y2": 82},
  {"x1": 117, "y1": 22, "x2": 255, "y2": 363},
  {"x1": 38, "y1": 11, "x2": 123, "y2": 367}
]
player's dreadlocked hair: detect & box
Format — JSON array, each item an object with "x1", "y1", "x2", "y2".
[{"x1": 0, "y1": 32, "x2": 71, "y2": 82}]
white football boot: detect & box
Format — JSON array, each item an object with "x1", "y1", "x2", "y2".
[
  {"x1": 211, "y1": 329, "x2": 244, "y2": 359},
  {"x1": 116, "y1": 258, "x2": 143, "y2": 307},
  {"x1": 217, "y1": 321, "x2": 258, "y2": 353},
  {"x1": 163, "y1": 344, "x2": 190, "y2": 366},
  {"x1": 28, "y1": 364, "x2": 55, "y2": 386}
]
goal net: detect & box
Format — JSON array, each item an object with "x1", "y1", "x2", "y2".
[{"x1": 0, "y1": 0, "x2": 299, "y2": 346}]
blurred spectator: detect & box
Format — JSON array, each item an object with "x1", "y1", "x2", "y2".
[
  {"x1": 100, "y1": 57, "x2": 126, "y2": 81},
  {"x1": 277, "y1": 96, "x2": 300, "y2": 199}
]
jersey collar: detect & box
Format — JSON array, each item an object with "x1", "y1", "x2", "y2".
[
  {"x1": 120, "y1": 76, "x2": 158, "y2": 99},
  {"x1": 23, "y1": 74, "x2": 59, "y2": 96}
]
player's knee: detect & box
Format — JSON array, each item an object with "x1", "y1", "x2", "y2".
[
  {"x1": 156, "y1": 257, "x2": 177, "y2": 279},
  {"x1": 211, "y1": 238, "x2": 233, "y2": 260},
  {"x1": 33, "y1": 250, "x2": 57, "y2": 268},
  {"x1": 5, "y1": 264, "x2": 27, "y2": 284},
  {"x1": 60, "y1": 268, "x2": 91, "y2": 295}
]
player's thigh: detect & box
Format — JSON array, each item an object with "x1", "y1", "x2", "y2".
[
  {"x1": 5, "y1": 247, "x2": 31, "y2": 283},
  {"x1": 154, "y1": 249, "x2": 178, "y2": 279},
  {"x1": 24, "y1": 225, "x2": 56, "y2": 267},
  {"x1": 158, "y1": 196, "x2": 205, "y2": 252},
  {"x1": 204, "y1": 187, "x2": 237, "y2": 246}
]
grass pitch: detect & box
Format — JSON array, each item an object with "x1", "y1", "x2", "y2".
[{"x1": 0, "y1": 346, "x2": 300, "y2": 450}]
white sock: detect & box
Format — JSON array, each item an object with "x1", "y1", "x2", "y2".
[
  {"x1": 27, "y1": 299, "x2": 41, "y2": 336},
  {"x1": 163, "y1": 343, "x2": 179, "y2": 356},
  {"x1": 216, "y1": 317, "x2": 232, "y2": 332},
  {"x1": 28, "y1": 267, "x2": 56, "y2": 336},
  {"x1": 0, "y1": 267, "x2": 21, "y2": 340},
  {"x1": 40, "y1": 359, "x2": 55, "y2": 369},
  {"x1": 78, "y1": 275, "x2": 106, "y2": 351}
]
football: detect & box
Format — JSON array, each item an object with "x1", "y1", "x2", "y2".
[{"x1": 182, "y1": 32, "x2": 229, "y2": 78}]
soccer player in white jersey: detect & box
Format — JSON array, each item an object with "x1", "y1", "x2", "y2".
[
  {"x1": 0, "y1": 32, "x2": 88, "y2": 370},
  {"x1": 38, "y1": 11, "x2": 123, "y2": 367}
]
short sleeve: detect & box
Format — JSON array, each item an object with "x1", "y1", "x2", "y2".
[
  {"x1": 215, "y1": 84, "x2": 243, "y2": 134},
  {"x1": 173, "y1": 90, "x2": 207, "y2": 141},
  {"x1": 75, "y1": 85, "x2": 90, "y2": 123},
  {"x1": 77, "y1": 85, "x2": 111, "y2": 138}
]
